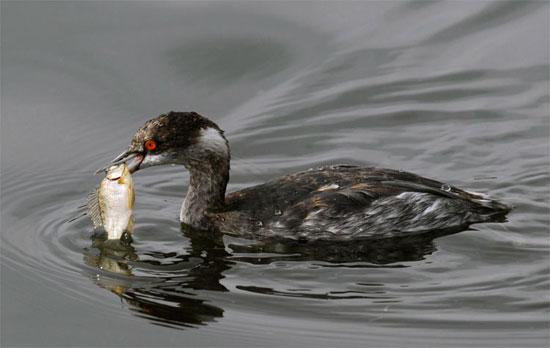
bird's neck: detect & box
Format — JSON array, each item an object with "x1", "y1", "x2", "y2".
[{"x1": 180, "y1": 161, "x2": 229, "y2": 229}]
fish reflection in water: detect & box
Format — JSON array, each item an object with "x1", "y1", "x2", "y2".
[
  {"x1": 84, "y1": 230, "x2": 229, "y2": 328},
  {"x1": 83, "y1": 224, "x2": 472, "y2": 328}
]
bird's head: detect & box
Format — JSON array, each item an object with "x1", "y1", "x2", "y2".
[{"x1": 101, "y1": 111, "x2": 229, "y2": 174}]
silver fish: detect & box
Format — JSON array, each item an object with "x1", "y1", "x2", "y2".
[{"x1": 88, "y1": 163, "x2": 135, "y2": 240}]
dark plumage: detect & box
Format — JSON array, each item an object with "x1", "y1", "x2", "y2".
[
  {"x1": 128, "y1": 111, "x2": 223, "y2": 155},
  {"x1": 108, "y1": 111, "x2": 511, "y2": 241},
  {"x1": 215, "y1": 165, "x2": 510, "y2": 240}
]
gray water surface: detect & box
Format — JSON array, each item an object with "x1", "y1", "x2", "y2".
[{"x1": 1, "y1": 2, "x2": 549, "y2": 347}]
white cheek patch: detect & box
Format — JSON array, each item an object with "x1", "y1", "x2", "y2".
[
  {"x1": 198, "y1": 127, "x2": 229, "y2": 156},
  {"x1": 141, "y1": 153, "x2": 171, "y2": 167}
]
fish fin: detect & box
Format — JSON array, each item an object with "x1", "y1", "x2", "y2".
[
  {"x1": 126, "y1": 216, "x2": 134, "y2": 233},
  {"x1": 128, "y1": 180, "x2": 135, "y2": 209},
  {"x1": 87, "y1": 189, "x2": 104, "y2": 229}
]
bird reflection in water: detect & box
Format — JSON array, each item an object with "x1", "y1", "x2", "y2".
[
  {"x1": 84, "y1": 224, "x2": 471, "y2": 327},
  {"x1": 230, "y1": 225, "x2": 470, "y2": 264}
]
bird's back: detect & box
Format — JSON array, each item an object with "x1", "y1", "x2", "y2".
[{"x1": 212, "y1": 165, "x2": 510, "y2": 241}]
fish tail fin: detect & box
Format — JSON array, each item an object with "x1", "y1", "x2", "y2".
[{"x1": 87, "y1": 189, "x2": 103, "y2": 229}]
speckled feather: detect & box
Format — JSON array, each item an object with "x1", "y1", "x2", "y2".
[{"x1": 214, "y1": 165, "x2": 510, "y2": 240}]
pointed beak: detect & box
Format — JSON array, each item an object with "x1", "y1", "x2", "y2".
[
  {"x1": 111, "y1": 150, "x2": 135, "y2": 165},
  {"x1": 96, "y1": 150, "x2": 144, "y2": 175}
]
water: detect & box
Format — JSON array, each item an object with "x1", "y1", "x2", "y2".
[{"x1": 1, "y1": 2, "x2": 549, "y2": 347}]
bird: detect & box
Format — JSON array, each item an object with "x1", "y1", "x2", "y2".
[{"x1": 106, "y1": 111, "x2": 511, "y2": 242}]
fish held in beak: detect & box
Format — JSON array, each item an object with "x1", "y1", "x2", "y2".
[{"x1": 88, "y1": 162, "x2": 135, "y2": 240}]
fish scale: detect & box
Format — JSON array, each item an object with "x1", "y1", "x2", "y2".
[{"x1": 87, "y1": 163, "x2": 135, "y2": 240}]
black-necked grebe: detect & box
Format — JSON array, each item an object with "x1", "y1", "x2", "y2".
[{"x1": 107, "y1": 111, "x2": 510, "y2": 241}]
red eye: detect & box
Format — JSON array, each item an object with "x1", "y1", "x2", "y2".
[{"x1": 144, "y1": 139, "x2": 157, "y2": 151}]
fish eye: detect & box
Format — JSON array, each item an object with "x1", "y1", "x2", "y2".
[{"x1": 144, "y1": 139, "x2": 157, "y2": 151}]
